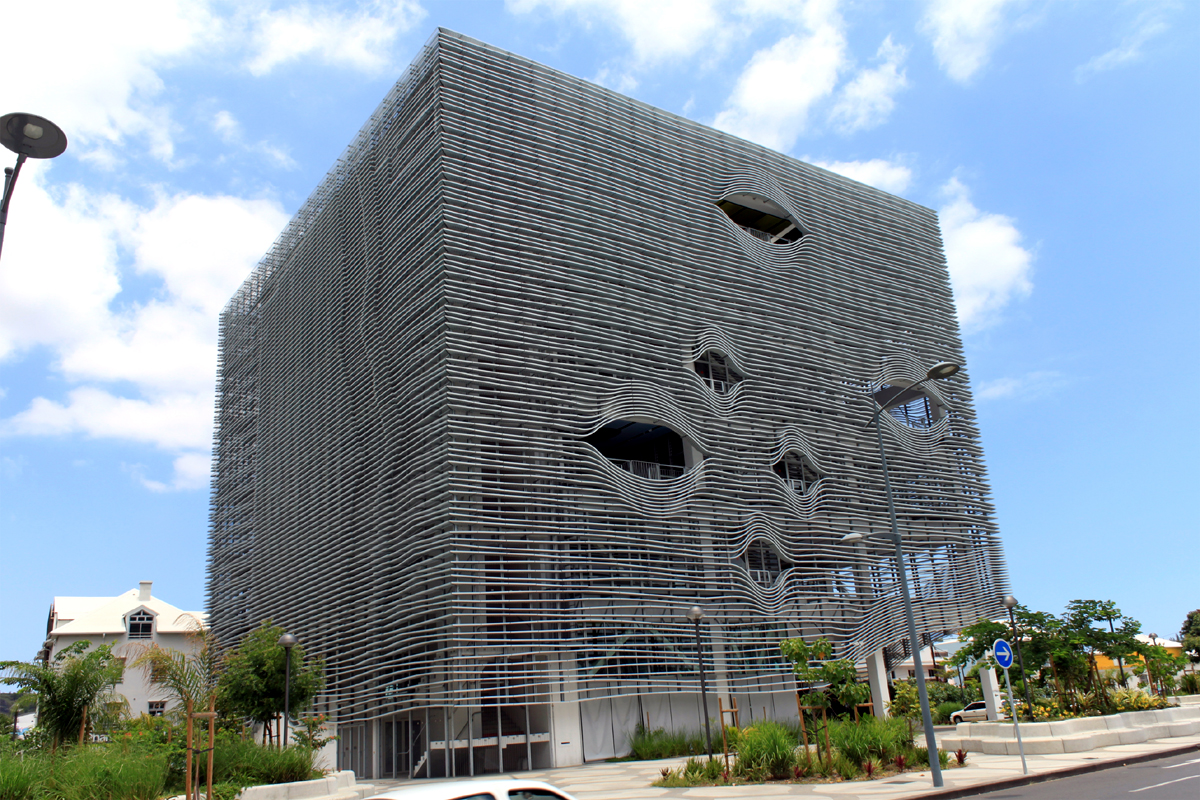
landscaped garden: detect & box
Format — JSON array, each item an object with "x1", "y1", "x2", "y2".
[{"x1": 0, "y1": 620, "x2": 333, "y2": 800}]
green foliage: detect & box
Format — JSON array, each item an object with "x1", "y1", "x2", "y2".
[
  {"x1": 206, "y1": 734, "x2": 317, "y2": 784},
  {"x1": 0, "y1": 641, "x2": 124, "y2": 749},
  {"x1": 1179, "y1": 610, "x2": 1200, "y2": 665},
  {"x1": 733, "y1": 721, "x2": 797, "y2": 779},
  {"x1": 934, "y1": 701, "x2": 962, "y2": 724},
  {"x1": 827, "y1": 716, "x2": 910, "y2": 766},
  {"x1": 780, "y1": 637, "x2": 870, "y2": 710},
  {"x1": 887, "y1": 681, "x2": 920, "y2": 721},
  {"x1": 0, "y1": 752, "x2": 50, "y2": 800},
  {"x1": 218, "y1": 621, "x2": 325, "y2": 730},
  {"x1": 1180, "y1": 672, "x2": 1200, "y2": 694},
  {"x1": 833, "y1": 752, "x2": 860, "y2": 779},
  {"x1": 292, "y1": 713, "x2": 338, "y2": 751},
  {"x1": 627, "y1": 723, "x2": 709, "y2": 760},
  {"x1": 132, "y1": 615, "x2": 220, "y2": 716},
  {"x1": 1111, "y1": 688, "x2": 1171, "y2": 712}
]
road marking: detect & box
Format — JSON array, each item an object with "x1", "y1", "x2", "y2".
[
  {"x1": 1129, "y1": 774, "x2": 1200, "y2": 792},
  {"x1": 1162, "y1": 757, "x2": 1200, "y2": 769}
]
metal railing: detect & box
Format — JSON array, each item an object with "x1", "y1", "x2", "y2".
[{"x1": 608, "y1": 459, "x2": 685, "y2": 480}]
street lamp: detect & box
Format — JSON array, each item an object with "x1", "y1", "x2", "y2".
[
  {"x1": 1148, "y1": 634, "x2": 1159, "y2": 696},
  {"x1": 685, "y1": 606, "x2": 714, "y2": 761},
  {"x1": 840, "y1": 360, "x2": 960, "y2": 789},
  {"x1": 278, "y1": 632, "x2": 298, "y2": 746},
  {"x1": 0, "y1": 112, "x2": 68, "y2": 261},
  {"x1": 1002, "y1": 596, "x2": 1034, "y2": 719}
]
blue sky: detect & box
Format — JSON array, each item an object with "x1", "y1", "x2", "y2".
[{"x1": 1, "y1": 0, "x2": 1197, "y2": 663}]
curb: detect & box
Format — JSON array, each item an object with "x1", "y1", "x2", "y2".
[{"x1": 903, "y1": 742, "x2": 1200, "y2": 800}]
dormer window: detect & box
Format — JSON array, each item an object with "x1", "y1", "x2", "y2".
[
  {"x1": 873, "y1": 384, "x2": 943, "y2": 430},
  {"x1": 584, "y1": 419, "x2": 690, "y2": 480},
  {"x1": 693, "y1": 350, "x2": 743, "y2": 394},
  {"x1": 773, "y1": 451, "x2": 823, "y2": 495},
  {"x1": 716, "y1": 193, "x2": 803, "y2": 244},
  {"x1": 128, "y1": 610, "x2": 154, "y2": 639}
]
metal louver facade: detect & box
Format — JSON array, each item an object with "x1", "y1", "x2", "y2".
[{"x1": 208, "y1": 29, "x2": 1007, "y2": 777}]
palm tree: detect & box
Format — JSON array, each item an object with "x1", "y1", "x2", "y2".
[
  {"x1": 132, "y1": 614, "x2": 220, "y2": 800},
  {"x1": 1, "y1": 640, "x2": 124, "y2": 751}
]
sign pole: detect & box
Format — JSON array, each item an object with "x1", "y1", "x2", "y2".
[{"x1": 994, "y1": 639, "x2": 1027, "y2": 775}]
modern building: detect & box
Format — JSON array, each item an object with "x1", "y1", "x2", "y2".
[
  {"x1": 42, "y1": 581, "x2": 206, "y2": 719},
  {"x1": 208, "y1": 29, "x2": 1008, "y2": 779}
]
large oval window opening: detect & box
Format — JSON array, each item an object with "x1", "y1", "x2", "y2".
[
  {"x1": 584, "y1": 420, "x2": 689, "y2": 480},
  {"x1": 873, "y1": 384, "x2": 944, "y2": 430},
  {"x1": 739, "y1": 539, "x2": 794, "y2": 586},
  {"x1": 716, "y1": 192, "x2": 803, "y2": 244}
]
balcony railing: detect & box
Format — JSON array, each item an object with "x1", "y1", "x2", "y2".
[{"x1": 608, "y1": 459, "x2": 685, "y2": 480}]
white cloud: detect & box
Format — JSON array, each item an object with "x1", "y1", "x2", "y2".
[
  {"x1": 920, "y1": 0, "x2": 1018, "y2": 83},
  {"x1": 213, "y1": 110, "x2": 241, "y2": 143},
  {"x1": 509, "y1": 0, "x2": 725, "y2": 64},
  {"x1": 131, "y1": 453, "x2": 212, "y2": 492},
  {"x1": 3, "y1": 0, "x2": 219, "y2": 164},
  {"x1": 712, "y1": 0, "x2": 848, "y2": 151},
  {"x1": 811, "y1": 158, "x2": 913, "y2": 194},
  {"x1": 211, "y1": 110, "x2": 297, "y2": 169},
  {"x1": 938, "y1": 178, "x2": 1034, "y2": 331},
  {"x1": 975, "y1": 371, "x2": 1066, "y2": 401},
  {"x1": 829, "y1": 36, "x2": 909, "y2": 133},
  {"x1": 1075, "y1": 8, "x2": 1171, "y2": 81},
  {"x1": 245, "y1": 0, "x2": 427, "y2": 76},
  {"x1": 1, "y1": 169, "x2": 288, "y2": 490}
]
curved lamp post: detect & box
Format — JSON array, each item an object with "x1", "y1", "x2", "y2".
[
  {"x1": 0, "y1": 112, "x2": 68, "y2": 261},
  {"x1": 840, "y1": 360, "x2": 960, "y2": 789},
  {"x1": 1002, "y1": 595, "x2": 1035, "y2": 719},
  {"x1": 279, "y1": 632, "x2": 298, "y2": 746},
  {"x1": 1148, "y1": 634, "x2": 1159, "y2": 696},
  {"x1": 686, "y1": 606, "x2": 714, "y2": 761}
]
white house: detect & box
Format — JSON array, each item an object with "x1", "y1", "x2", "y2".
[{"x1": 42, "y1": 581, "x2": 207, "y2": 718}]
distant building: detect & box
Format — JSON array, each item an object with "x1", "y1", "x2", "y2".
[
  {"x1": 43, "y1": 581, "x2": 206, "y2": 718},
  {"x1": 208, "y1": 29, "x2": 1007, "y2": 779}
]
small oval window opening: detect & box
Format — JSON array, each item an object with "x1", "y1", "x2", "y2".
[
  {"x1": 717, "y1": 192, "x2": 803, "y2": 244},
  {"x1": 740, "y1": 539, "x2": 794, "y2": 586},
  {"x1": 773, "y1": 451, "x2": 823, "y2": 495},
  {"x1": 693, "y1": 350, "x2": 743, "y2": 394},
  {"x1": 584, "y1": 420, "x2": 689, "y2": 480}
]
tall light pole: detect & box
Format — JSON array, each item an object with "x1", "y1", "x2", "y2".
[
  {"x1": 686, "y1": 606, "x2": 714, "y2": 761},
  {"x1": 841, "y1": 360, "x2": 960, "y2": 789},
  {"x1": 1148, "y1": 634, "x2": 1159, "y2": 696},
  {"x1": 279, "y1": 632, "x2": 298, "y2": 747},
  {"x1": 1002, "y1": 596, "x2": 1034, "y2": 719},
  {"x1": 0, "y1": 112, "x2": 68, "y2": 261}
]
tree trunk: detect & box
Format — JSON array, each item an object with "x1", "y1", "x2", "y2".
[
  {"x1": 78, "y1": 706, "x2": 88, "y2": 746},
  {"x1": 185, "y1": 699, "x2": 193, "y2": 800}
]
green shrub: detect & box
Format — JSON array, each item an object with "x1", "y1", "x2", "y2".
[
  {"x1": 0, "y1": 753, "x2": 49, "y2": 800},
  {"x1": 627, "y1": 723, "x2": 708, "y2": 760},
  {"x1": 46, "y1": 746, "x2": 169, "y2": 800},
  {"x1": 734, "y1": 721, "x2": 796, "y2": 779},
  {"x1": 828, "y1": 716, "x2": 910, "y2": 766},
  {"x1": 935, "y1": 701, "x2": 962, "y2": 724},
  {"x1": 834, "y1": 753, "x2": 861, "y2": 780},
  {"x1": 1181, "y1": 673, "x2": 1200, "y2": 694},
  {"x1": 207, "y1": 734, "x2": 316, "y2": 784}
]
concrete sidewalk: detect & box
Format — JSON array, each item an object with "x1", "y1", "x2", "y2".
[{"x1": 368, "y1": 732, "x2": 1200, "y2": 800}]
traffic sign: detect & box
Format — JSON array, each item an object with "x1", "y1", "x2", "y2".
[{"x1": 993, "y1": 639, "x2": 1015, "y2": 670}]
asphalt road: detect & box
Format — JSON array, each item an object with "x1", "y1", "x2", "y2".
[{"x1": 977, "y1": 751, "x2": 1200, "y2": 800}]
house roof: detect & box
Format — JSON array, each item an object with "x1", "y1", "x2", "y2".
[
  {"x1": 1135, "y1": 634, "x2": 1182, "y2": 648},
  {"x1": 50, "y1": 588, "x2": 206, "y2": 636}
]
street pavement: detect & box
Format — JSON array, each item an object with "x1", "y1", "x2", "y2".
[{"x1": 367, "y1": 731, "x2": 1200, "y2": 800}]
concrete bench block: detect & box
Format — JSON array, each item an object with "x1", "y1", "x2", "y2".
[
  {"x1": 1087, "y1": 730, "x2": 1124, "y2": 749},
  {"x1": 1141, "y1": 723, "x2": 1173, "y2": 740},
  {"x1": 1104, "y1": 715, "x2": 1132, "y2": 731},
  {"x1": 1018, "y1": 737, "x2": 1065, "y2": 755},
  {"x1": 981, "y1": 739, "x2": 1011, "y2": 755},
  {"x1": 941, "y1": 737, "x2": 963, "y2": 750},
  {"x1": 1168, "y1": 721, "x2": 1200, "y2": 736},
  {"x1": 1020, "y1": 722, "x2": 1053, "y2": 737},
  {"x1": 1117, "y1": 728, "x2": 1151, "y2": 744}
]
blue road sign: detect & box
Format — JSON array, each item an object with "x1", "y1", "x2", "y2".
[{"x1": 993, "y1": 639, "x2": 1015, "y2": 670}]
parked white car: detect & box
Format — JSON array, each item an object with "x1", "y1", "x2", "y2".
[
  {"x1": 365, "y1": 779, "x2": 579, "y2": 800},
  {"x1": 949, "y1": 701, "x2": 991, "y2": 724}
]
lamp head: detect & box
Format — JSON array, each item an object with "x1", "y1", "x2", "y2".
[
  {"x1": 841, "y1": 533, "x2": 865, "y2": 543},
  {"x1": 278, "y1": 632, "x2": 298, "y2": 650},
  {"x1": 686, "y1": 605, "x2": 705, "y2": 623},
  {"x1": 1003, "y1": 595, "x2": 1017, "y2": 610},
  {"x1": 1, "y1": 113, "x2": 68, "y2": 159},
  {"x1": 926, "y1": 361, "x2": 961, "y2": 381}
]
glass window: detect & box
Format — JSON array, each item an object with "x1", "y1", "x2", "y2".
[{"x1": 128, "y1": 610, "x2": 154, "y2": 639}]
